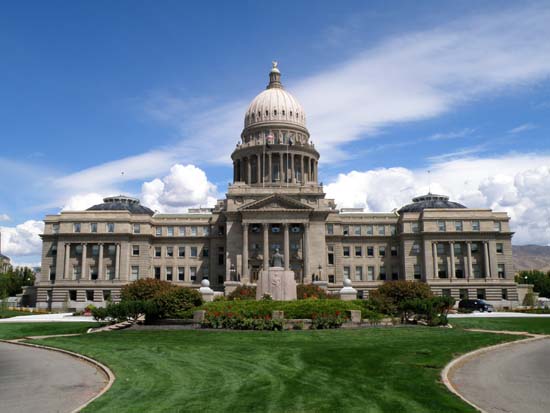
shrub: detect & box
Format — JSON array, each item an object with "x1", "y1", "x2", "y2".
[
  {"x1": 103, "y1": 300, "x2": 151, "y2": 323},
  {"x1": 149, "y1": 287, "x2": 203, "y2": 319},
  {"x1": 121, "y1": 279, "x2": 176, "y2": 302},
  {"x1": 369, "y1": 281, "x2": 434, "y2": 319},
  {"x1": 523, "y1": 292, "x2": 536, "y2": 307},
  {"x1": 227, "y1": 285, "x2": 256, "y2": 300},
  {"x1": 297, "y1": 284, "x2": 327, "y2": 300},
  {"x1": 91, "y1": 306, "x2": 108, "y2": 321},
  {"x1": 401, "y1": 296, "x2": 455, "y2": 326}
]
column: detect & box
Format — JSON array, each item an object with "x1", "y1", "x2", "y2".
[
  {"x1": 449, "y1": 241, "x2": 455, "y2": 280},
  {"x1": 311, "y1": 159, "x2": 315, "y2": 182},
  {"x1": 64, "y1": 243, "x2": 71, "y2": 280},
  {"x1": 81, "y1": 243, "x2": 87, "y2": 280},
  {"x1": 115, "y1": 243, "x2": 120, "y2": 279},
  {"x1": 283, "y1": 223, "x2": 290, "y2": 270},
  {"x1": 263, "y1": 223, "x2": 269, "y2": 271},
  {"x1": 466, "y1": 242, "x2": 472, "y2": 279},
  {"x1": 300, "y1": 155, "x2": 304, "y2": 184},
  {"x1": 256, "y1": 154, "x2": 261, "y2": 183},
  {"x1": 432, "y1": 242, "x2": 438, "y2": 279},
  {"x1": 279, "y1": 153, "x2": 283, "y2": 183},
  {"x1": 267, "y1": 153, "x2": 272, "y2": 183},
  {"x1": 233, "y1": 161, "x2": 236, "y2": 182},
  {"x1": 98, "y1": 243, "x2": 104, "y2": 280},
  {"x1": 240, "y1": 159, "x2": 244, "y2": 182},
  {"x1": 290, "y1": 154, "x2": 295, "y2": 183},
  {"x1": 246, "y1": 158, "x2": 251, "y2": 184},
  {"x1": 303, "y1": 223, "x2": 310, "y2": 283},
  {"x1": 483, "y1": 241, "x2": 491, "y2": 278},
  {"x1": 242, "y1": 223, "x2": 249, "y2": 281}
]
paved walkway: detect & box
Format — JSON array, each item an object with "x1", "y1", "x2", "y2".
[
  {"x1": 0, "y1": 312, "x2": 97, "y2": 323},
  {"x1": 450, "y1": 337, "x2": 550, "y2": 413},
  {"x1": 449, "y1": 312, "x2": 550, "y2": 318},
  {"x1": 0, "y1": 341, "x2": 107, "y2": 413}
]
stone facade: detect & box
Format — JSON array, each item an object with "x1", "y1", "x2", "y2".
[{"x1": 36, "y1": 63, "x2": 518, "y2": 310}]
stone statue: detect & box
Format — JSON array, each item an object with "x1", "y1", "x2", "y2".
[{"x1": 271, "y1": 248, "x2": 284, "y2": 268}]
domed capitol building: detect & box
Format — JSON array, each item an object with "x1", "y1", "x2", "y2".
[{"x1": 37, "y1": 63, "x2": 518, "y2": 309}]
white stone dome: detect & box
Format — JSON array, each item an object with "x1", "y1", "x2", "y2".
[{"x1": 244, "y1": 62, "x2": 306, "y2": 129}]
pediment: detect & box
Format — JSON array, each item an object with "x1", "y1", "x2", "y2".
[{"x1": 239, "y1": 194, "x2": 313, "y2": 211}]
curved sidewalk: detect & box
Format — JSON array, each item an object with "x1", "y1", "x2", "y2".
[
  {"x1": 446, "y1": 334, "x2": 550, "y2": 413},
  {"x1": 0, "y1": 341, "x2": 108, "y2": 413}
]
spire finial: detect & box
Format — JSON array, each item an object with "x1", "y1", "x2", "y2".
[{"x1": 267, "y1": 61, "x2": 282, "y2": 89}]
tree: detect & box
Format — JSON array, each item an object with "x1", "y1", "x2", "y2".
[
  {"x1": 516, "y1": 270, "x2": 550, "y2": 298},
  {"x1": 0, "y1": 267, "x2": 35, "y2": 298}
]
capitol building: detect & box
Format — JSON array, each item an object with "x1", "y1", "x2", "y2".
[{"x1": 37, "y1": 64, "x2": 518, "y2": 310}]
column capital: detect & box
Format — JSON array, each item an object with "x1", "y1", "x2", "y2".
[
  {"x1": 449, "y1": 240, "x2": 454, "y2": 244},
  {"x1": 242, "y1": 222, "x2": 249, "y2": 229},
  {"x1": 283, "y1": 222, "x2": 289, "y2": 229}
]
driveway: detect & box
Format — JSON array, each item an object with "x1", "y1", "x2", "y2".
[
  {"x1": 450, "y1": 338, "x2": 550, "y2": 413},
  {"x1": 0, "y1": 342, "x2": 107, "y2": 413}
]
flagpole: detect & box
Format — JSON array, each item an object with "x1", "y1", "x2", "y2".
[
  {"x1": 262, "y1": 133, "x2": 266, "y2": 188},
  {"x1": 286, "y1": 136, "x2": 289, "y2": 188}
]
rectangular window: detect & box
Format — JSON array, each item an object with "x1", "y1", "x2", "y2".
[
  {"x1": 379, "y1": 246, "x2": 386, "y2": 257},
  {"x1": 156, "y1": 227, "x2": 162, "y2": 236},
  {"x1": 328, "y1": 274, "x2": 335, "y2": 283},
  {"x1": 166, "y1": 267, "x2": 173, "y2": 281},
  {"x1": 502, "y1": 288, "x2": 508, "y2": 300},
  {"x1": 52, "y1": 223, "x2": 59, "y2": 234},
  {"x1": 107, "y1": 223, "x2": 115, "y2": 233},
  {"x1": 203, "y1": 226, "x2": 210, "y2": 236},
  {"x1": 437, "y1": 243, "x2": 445, "y2": 255},
  {"x1": 343, "y1": 266, "x2": 350, "y2": 279},
  {"x1": 390, "y1": 246, "x2": 398, "y2": 256},
  {"x1": 343, "y1": 225, "x2": 349, "y2": 236},
  {"x1": 438, "y1": 220, "x2": 446, "y2": 232},
  {"x1": 86, "y1": 290, "x2": 94, "y2": 301},
  {"x1": 379, "y1": 267, "x2": 387, "y2": 281},
  {"x1": 133, "y1": 224, "x2": 141, "y2": 234},
  {"x1": 327, "y1": 245, "x2": 334, "y2": 265},
  {"x1": 438, "y1": 264, "x2": 447, "y2": 278},
  {"x1": 75, "y1": 244, "x2": 83, "y2": 254},
  {"x1": 178, "y1": 246, "x2": 185, "y2": 257},
  {"x1": 326, "y1": 224, "x2": 334, "y2": 235},
  {"x1": 413, "y1": 264, "x2": 421, "y2": 280},
  {"x1": 455, "y1": 221, "x2": 463, "y2": 231},
  {"x1": 106, "y1": 266, "x2": 115, "y2": 280},
  {"x1": 130, "y1": 266, "x2": 139, "y2": 281},
  {"x1": 378, "y1": 225, "x2": 385, "y2": 236},
  {"x1": 154, "y1": 266, "x2": 161, "y2": 280},
  {"x1": 354, "y1": 225, "x2": 361, "y2": 236},
  {"x1": 51, "y1": 244, "x2": 57, "y2": 255},
  {"x1": 91, "y1": 245, "x2": 99, "y2": 256},
  {"x1": 90, "y1": 222, "x2": 98, "y2": 233},
  {"x1": 390, "y1": 225, "x2": 397, "y2": 235},
  {"x1": 49, "y1": 266, "x2": 56, "y2": 281},
  {"x1": 412, "y1": 243, "x2": 420, "y2": 254},
  {"x1": 367, "y1": 246, "x2": 374, "y2": 257},
  {"x1": 191, "y1": 226, "x2": 197, "y2": 236},
  {"x1": 167, "y1": 227, "x2": 174, "y2": 236},
  {"x1": 476, "y1": 289, "x2": 486, "y2": 299},
  {"x1": 343, "y1": 246, "x2": 350, "y2": 257},
  {"x1": 498, "y1": 264, "x2": 505, "y2": 278},
  {"x1": 69, "y1": 290, "x2": 77, "y2": 301},
  {"x1": 496, "y1": 243, "x2": 504, "y2": 254},
  {"x1": 103, "y1": 290, "x2": 111, "y2": 301},
  {"x1": 367, "y1": 266, "x2": 374, "y2": 281},
  {"x1": 203, "y1": 247, "x2": 209, "y2": 257},
  {"x1": 73, "y1": 223, "x2": 81, "y2": 233},
  {"x1": 453, "y1": 243, "x2": 462, "y2": 255},
  {"x1": 473, "y1": 264, "x2": 482, "y2": 278},
  {"x1": 355, "y1": 266, "x2": 363, "y2": 281},
  {"x1": 179, "y1": 226, "x2": 186, "y2": 236},
  {"x1": 366, "y1": 225, "x2": 373, "y2": 235},
  {"x1": 494, "y1": 221, "x2": 501, "y2": 232},
  {"x1": 459, "y1": 289, "x2": 468, "y2": 300},
  {"x1": 455, "y1": 265, "x2": 464, "y2": 278},
  {"x1": 166, "y1": 247, "x2": 174, "y2": 257},
  {"x1": 73, "y1": 265, "x2": 81, "y2": 280},
  {"x1": 90, "y1": 267, "x2": 98, "y2": 280},
  {"x1": 178, "y1": 267, "x2": 185, "y2": 281},
  {"x1": 472, "y1": 220, "x2": 480, "y2": 231},
  {"x1": 354, "y1": 246, "x2": 362, "y2": 257},
  {"x1": 391, "y1": 267, "x2": 399, "y2": 280},
  {"x1": 190, "y1": 266, "x2": 197, "y2": 281},
  {"x1": 190, "y1": 246, "x2": 198, "y2": 257},
  {"x1": 442, "y1": 289, "x2": 451, "y2": 297},
  {"x1": 218, "y1": 225, "x2": 225, "y2": 236},
  {"x1": 154, "y1": 247, "x2": 161, "y2": 257},
  {"x1": 471, "y1": 243, "x2": 479, "y2": 253},
  {"x1": 411, "y1": 222, "x2": 419, "y2": 233},
  {"x1": 132, "y1": 245, "x2": 140, "y2": 256}
]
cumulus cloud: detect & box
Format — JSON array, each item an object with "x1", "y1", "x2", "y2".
[
  {"x1": 141, "y1": 164, "x2": 218, "y2": 213},
  {"x1": 62, "y1": 193, "x2": 106, "y2": 211},
  {"x1": 325, "y1": 154, "x2": 550, "y2": 245},
  {"x1": 0, "y1": 214, "x2": 10, "y2": 221},
  {"x1": 0, "y1": 220, "x2": 44, "y2": 256}
]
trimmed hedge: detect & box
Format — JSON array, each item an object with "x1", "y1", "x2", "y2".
[
  {"x1": 296, "y1": 284, "x2": 327, "y2": 299},
  {"x1": 227, "y1": 285, "x2": 256, "y2": 300},
  {"x1": 121, "y1": 279, "x2": 176, "y2": 302}
]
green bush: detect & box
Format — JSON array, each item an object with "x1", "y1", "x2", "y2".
[
  {"x1": 516, "y1": 270, "x2": 550, "y2": 298},
  {"x1": 368, "y1": 281, "x2": 434, "y2": 319},
  {"x1": 121, "y1": 279, "x2": 176, "y2": 302},
  {"x1": 91, "y1": 306, "x2": 108, "y2": 321},
  {"x1": 401, "y1": 296, "x2": 455, "y2": 326},
  {"x1": 523, "y1": 292, "x2": 536, "y2": 307},
  {"x1": 100, "y1": 300, "x2": 151, "y2": 323},
  {"x1": 149, "y1": 287, "x2": 203, "y2": 319},
  {"x1": 227, "y1": 285, "x2": 256, "y2": 300},
  {"x1": 296, "y1": 284, "x2": 327, "y2": 299}
]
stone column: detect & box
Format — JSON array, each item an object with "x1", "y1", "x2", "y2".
[
  {"x1": 300, "y1": 155, "x2": 304, "y2": 184},
  {"x1": 81, "y1": 243, "x2": 87, "y2": 280},
  {"x1": 283, "y1": 223, "x2": 290, "y2": 270},
  {"x1": 279, "y1": 153, "x2": 283, "y2": 183},
  {"x1": 115, "y1": 243, "x2": 120, "y2": 279},
  {"x1": 233, "y1": 161, "x2": 236, "y2": 182},
  {"x1": 242, "y1": 223, "x2": 249, "y2": 281},
  {"x1": 432, "y1": 242, "x2": 438, "y2": 279},
  {"x1": 240, "y1": 159, "x2": 244, "y2": 182},
  {"x1": 449, "y1": 241, "x2": 455, "y2": 280},
  {"x1": 98, "y1": 243, "x2": 104, "y2": 280},
  {"x1": 483, "y1": 241, "x2": 491, "y2": 278},
  {"x1": 64, "y1": 243, "x2": 71, "y2": 280},
  {"x1": 290, "y1": 154, "x2": 295, "y2": 183},
  {"x1": 466, "y1": 242, "x2": 472, "y2": 279},
  {"x1": 303, "y1": 223, "x2": 310, "y2": 283},
  {"x1": 256, "y1": 154, "x2": 261, "y2": 183},
  {"x1": 267, "y1": 153, "x2": 272, "y2": 183},
  {"x1": 246, "y1": 158, "x2": 251, "y2": 184},
  {"x1": 263, "y1": 223, "x2": 269, "y2": 271}
]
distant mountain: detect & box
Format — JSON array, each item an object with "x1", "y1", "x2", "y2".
[{"x1": 513, "y1": 245, "x2": 550, "y2": 272}]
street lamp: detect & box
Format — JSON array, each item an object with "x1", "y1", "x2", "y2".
[
  {"x1": 317, "y1": 264, "x2": 322, "y2": 282},
  {"x1": 230, "y1": 264, "x2": 236, "y2": 281},
  {"x1": 524, "y1": 275, "x2": 528, "y2": 285}
]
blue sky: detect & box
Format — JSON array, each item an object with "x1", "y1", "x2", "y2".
[{"x1": 1, "y1": 0, "x2": 550, "y2": 265}]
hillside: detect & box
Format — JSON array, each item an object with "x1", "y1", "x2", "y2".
[{"x1": 513, "y1": 245, "x2": 550, "y2": 272}]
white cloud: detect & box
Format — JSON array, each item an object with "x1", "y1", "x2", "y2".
[
  {"x1": 0, "y1": 220, "x2": 44, "y2": 256},
  {"x1": 62, "y1": 193, "x2": 106, "y2": 211},
  {"x1": 141, "y1": 164, "x2": 218, "y2": 213},
  {"x1": 325, "y1": 153, "x2": 550, "y2": 245},
  {"x1": 508, "y1": 123, "x2": 537, "y2": 134},
  {"x1": 0, "y1": 214, "x2": 10, "y2": 221}
]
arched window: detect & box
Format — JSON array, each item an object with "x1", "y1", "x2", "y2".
[
  {"x1": 274, "y1": 109, "x2": 277, "y2": 116},
  {"x1": 296, "y1": 112, "x2": 299, "y2": 118},
  {"x1": 282, "y1": 110, "x2": 285, "y2": 116},
  {"x1": 290, "y1": 111, "x2": 292, "y2": 117},
  {"x1": 265, "y1": 110, "x2": 269, "y2": 116}
]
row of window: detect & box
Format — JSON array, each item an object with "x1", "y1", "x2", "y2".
[
  {"x1": 147, "y1": 265, "x2": 206, "y2": 282},
  {"x1": 442, "y1": 288, "x2": 509, "y2": 300},
  {"x1": 66, "y1": 289, "x2": 111, "y2": 302},
  {"x1": 437, "y1": 220, "x2": 502, "y2": 232},
  {"x1": 62, "y1": 223, "x2": 221, "y2": 236},
  {"x1": 434, "y1": 242, "x2": 504, "y2": 255}
]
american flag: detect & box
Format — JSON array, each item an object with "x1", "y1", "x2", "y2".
[{"x1": 266, "y1": 132, "x2": 274, "y2": 145}]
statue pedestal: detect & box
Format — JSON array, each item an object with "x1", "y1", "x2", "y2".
[{"x1": 256, "y1": 267, "x2": 297, "y2": 301}]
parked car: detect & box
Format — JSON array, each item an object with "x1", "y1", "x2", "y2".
[{"x1": 458, "y1": 299, "x2": 494, "y2": 312}]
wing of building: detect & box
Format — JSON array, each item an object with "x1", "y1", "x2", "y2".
[{"x1": 36, "y1": 64, "x2": 518, "y2": 310}]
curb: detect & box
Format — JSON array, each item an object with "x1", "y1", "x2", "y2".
[
  {"x1": 440, "y1": 332, "x2": 547, "y2": 413},
  {"x1": 0, "y1": 338, "x2": 116, "y2": 413}
]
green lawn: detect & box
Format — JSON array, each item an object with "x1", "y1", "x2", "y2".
[
  {"x1": 0, "y1": 322, "x2": 98, "y2": 339},
  {"x1": 0, "y1": 309, "x2": 36, "y2": 319},
  {"x1": 450, "y1": 317, "x2": 550, "y2": 335},
  {"x1": 32, "y1": 327, "x2": 520, "y2": 413}
]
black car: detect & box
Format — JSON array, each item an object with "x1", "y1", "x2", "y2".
[{"x1": 458, "y1": 299, "x2": 494, "y2": 312}]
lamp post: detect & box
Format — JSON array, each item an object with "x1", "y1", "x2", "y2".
[
  {"x1": 524, "y1": 275, "x2": 528, "y2": 285},
  {"x1": 317, "y1": 264, "x2": 322, "y2": 282},
  {"x1": 230, "y1": 264, "x2": 236, "y2": 282}
]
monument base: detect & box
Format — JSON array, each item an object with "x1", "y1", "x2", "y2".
[{"x1": 256, "y1": 267, "x2": 297, "y2": 301}]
